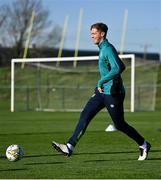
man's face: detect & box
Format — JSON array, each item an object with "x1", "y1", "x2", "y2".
[{"x1": 90, "y1": 28, "x2": 105, "y2": 45}]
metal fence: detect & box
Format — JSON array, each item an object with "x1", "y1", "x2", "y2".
[{"x1": 0, "y1": 85, "x2": 160, "y2": 112}]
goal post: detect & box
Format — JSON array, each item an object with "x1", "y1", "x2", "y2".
[{"x1": 11, "y1": 54, "x2": 135, "y2": 112}]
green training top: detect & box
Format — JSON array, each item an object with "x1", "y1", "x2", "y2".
[{"x1": 97, "y1": 39, "x2": 125, "y2": 95}]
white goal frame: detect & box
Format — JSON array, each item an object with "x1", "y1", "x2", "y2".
[{"x1": 11, "y1": 54, "x2": 135, "y2": 112}]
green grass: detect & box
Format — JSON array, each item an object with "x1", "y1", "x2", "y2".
[{"x1": 0, "y1": 111, "x2": 161, "y2": 179}]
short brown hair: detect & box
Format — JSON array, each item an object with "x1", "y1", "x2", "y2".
[{"x1": 90, "y1": 23, "x2": 108, "y2": 37}]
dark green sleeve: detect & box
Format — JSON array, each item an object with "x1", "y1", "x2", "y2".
[{"x1": 98, "y1": 46, "x2": 125, "y2": 88}]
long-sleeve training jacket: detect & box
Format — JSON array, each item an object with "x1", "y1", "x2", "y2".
[{"x1": 97, "y1": 39, "x2": 125, "y2": 95}]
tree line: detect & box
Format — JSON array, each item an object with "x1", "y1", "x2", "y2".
[{"x1": 0, "y1": 0, "x2": 61, "y2": 60}]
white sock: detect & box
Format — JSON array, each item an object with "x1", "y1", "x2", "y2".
[
  {"x1": 139, "y1": 141, "x2": 147, "y2": 149},
  {"x1": 67, "y1": 143, "x2": 74, "y2": 151}
]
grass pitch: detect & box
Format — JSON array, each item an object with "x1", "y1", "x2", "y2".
[{"x1": 0, "y1": 111, "x2": 161, "y2": 179}]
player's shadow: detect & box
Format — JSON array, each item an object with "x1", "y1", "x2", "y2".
[
  {"x1": 84, "y1": 159, "x2": 112, "y2": 163},
  {"x1": 148, "y1": 158, "x2": 161, "y2": 160},
  {"x1": 0, "y1": 155, "x2": 6, "y2": 159},
  {"x1": 24, "y1": 154, "x2": 66, "y2": 166},
  {"x1": 0, "y1": 132, "x2": 62, "y2": 136},
  {"x1": 0, "y1": 168, "x2": 27, "y2": 172},
  {"x1": 25, "y1": 154, "x2": 58, "y2": 157},
  {"x1": 25, "y1": 161, "x2": 65, "y2": 166},
  {"x1": 23, "y1": 149, "x2": 161, "y2": 160},
  {"x1": 84, "y1": 156, "x2": 161, "y2": 162},
  {"x1": 24, "y1": 153, "x2": 64, "y2": 158},
  {"x1": 75, "y1": 150, "x2": 137, "y2": 156},
  {"x1": 75, "y1": 149, "x2": 161, "y2": 157},
  {"x1": 76, "y1": 151, "x2": 137, "y2": 162},
  {"x1": 0, "y1": 153, "x2": 63, "y2": 159}
]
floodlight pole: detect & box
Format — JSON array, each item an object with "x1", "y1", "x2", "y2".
[
  {"x1": 120, "y1": 9, "x2": 128, "y2": 54},
  {"x1": 21, "y1": 10, "x2": 35, "y2": 69},
  {"x1": 73, "y1": 8, "x2": 84, "y2": 68},
  {"x1": 57, "y1": 15, "x2": 69, "y2": 66}
]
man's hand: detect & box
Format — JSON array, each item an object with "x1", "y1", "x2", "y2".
[{"x1": 98, "y1": 87, "x2": 104, "y2": 93}]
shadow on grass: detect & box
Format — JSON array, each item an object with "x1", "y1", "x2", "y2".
[
  {"x1": 84, "y1": 157, "x2": 161, "y2": 163},
  {"x1": 23, "y1": 151, "x2": 137, "y2": 159},
  {"x1": 0, "y1": 155, "x2": 6, "y2": 159},
  {"x1": 84, "y1": 159, "x2": 111, "y2": 163},
  {"x1": 148, "y1": 158, "x2": 161, "y2": 160},
  {"x1": 22, "y1": 149, "x2": 161, "y2": 159},
  {"x1": 75, "y1": 150, "x2": 136, "y2": 156},
  {"x1": 74, "y1": 149, "x2": 161, "y2": 156},
  {"x1": 25, "y1": 161, "x2": 65, "y2": 166},
  {"x1": 0, "y1": 132, "x2": 64, "y2": 136},
  {"x1": 0, "y1": 168, "x2": 27, "y2": 172},
  {"x1": 0, "y1": 153, "x2": 62, "y2": 159},
  {"x1": 24, "y1": 154, "x2": 61, "y2": 158}
]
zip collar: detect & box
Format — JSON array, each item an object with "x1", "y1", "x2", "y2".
[{"x1": 98, "y1": 39, "x2": 108, "y2": 49}]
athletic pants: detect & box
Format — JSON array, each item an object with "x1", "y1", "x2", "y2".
[{"x1": 68, "y1": 88, "x2": 144, "y2": 147}]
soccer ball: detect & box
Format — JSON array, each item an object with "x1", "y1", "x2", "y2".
[{"x1": 6, "y1": 144, "x2": 24, "y2": 162}]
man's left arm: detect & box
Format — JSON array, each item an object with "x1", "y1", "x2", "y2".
[{"x1": 97, "y1": 46, "x2": 125, "y2": 88}]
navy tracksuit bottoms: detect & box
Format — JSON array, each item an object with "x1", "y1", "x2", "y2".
[{"x1": 68, "y1": 88, "x2": 144, "y2": 147}]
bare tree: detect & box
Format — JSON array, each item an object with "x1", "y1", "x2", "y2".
[
  {"x1": 0, "y1": 0, "x2": 61, "y2": 57},
  {"x1": 0, "y1": 5, "x2": 7, "y2": 27}
]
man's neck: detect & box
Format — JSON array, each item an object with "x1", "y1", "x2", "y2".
[{"x1": 99, "y1": 38, "x2": 105, "y2": 45}]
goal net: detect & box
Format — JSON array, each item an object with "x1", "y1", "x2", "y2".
[{"x1": 11, "y1": 54, "x2": 135, "y2": 112}]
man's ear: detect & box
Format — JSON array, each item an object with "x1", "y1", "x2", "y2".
[{"x1": 101, "y1": 31, "x2": 105, "y2": 38}]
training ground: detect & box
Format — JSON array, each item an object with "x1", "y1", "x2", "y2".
[{"x1": 0, "y1": 111, "x2": 161, "y2": 179}]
